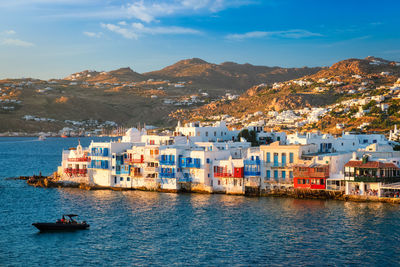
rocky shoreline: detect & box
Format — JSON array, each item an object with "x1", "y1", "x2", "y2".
[{"x1": 12, "y1": 175, "x2": 400, "y2": 204}]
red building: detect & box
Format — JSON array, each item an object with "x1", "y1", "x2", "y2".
[{"x1": 293, "y1": 164, "x2": 329, "y2": 189}]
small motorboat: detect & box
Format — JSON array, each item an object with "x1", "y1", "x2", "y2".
[
  {"x1": 32, "y1": 214, "x2": 90, "y2": 232},
  {"x1": 38, "y1": 135, "x2": 46, "y2": 141}
]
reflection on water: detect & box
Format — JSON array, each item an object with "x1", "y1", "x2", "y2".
[{"x1": 1, "y1": 138, "x2": 400, "y2": 265}]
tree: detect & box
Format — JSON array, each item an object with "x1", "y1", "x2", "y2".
[{"x1": 238, "y1": 129, "x2": 258, "y2": 146}]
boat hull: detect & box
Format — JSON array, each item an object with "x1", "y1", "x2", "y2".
[{"x1": 32, "y1": 222, "x2": 90, "y2": 231}]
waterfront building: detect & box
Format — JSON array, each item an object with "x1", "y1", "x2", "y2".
[
  {"x1": 293, "y1": 164, "x2": 329, "y2": 190},
  {"x1": 55, "y1": 120, "x2": 400, "y2": 196},
  {"x1": 287, "y1": 131, "x2": 390, "y2": 153},
  {"x1": 259, "y1": 142, "x2": 318, "y2": 189},
  {"x1": 174, "y1": 121, "x2": 239, "y2": 142},
  {"x1": 58, "y1": 141, "x2": 90, "y2": 184},
  {"x1": 344, "y1": 156, "x2": 400, "y2": 196}
]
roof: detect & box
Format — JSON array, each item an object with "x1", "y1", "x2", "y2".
[{"x1": 344, "y1": 160, "x2": 399, "y2": 169}]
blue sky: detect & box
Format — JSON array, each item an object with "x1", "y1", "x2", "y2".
[{"x1": 0, "y1": 0, "x2": 399, "y2": 79}]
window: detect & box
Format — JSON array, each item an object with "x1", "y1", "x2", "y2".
[
  {"x1": 282, "y1": 171, "x2": 286, "y2": 179},
  {"x1": 289, "y1": 171, "x2": 293, "y2": 179},
  {"x1": 289, "y1": 153, "x2": 294, "y2": 163},
  {"x1": 266, "y1": 170, "x2": 271, "y2": 178},
  {"x1": 127, "y1": 177, "x2": 130, "y2": 181},
  {"x1": 274, "y1": 170, "x2": 278, "y2": 180},
  {"x1": 205, "y1": 132, "x2": 208, "y2": 137},
  {"x1": 120, "y1": 177, "x2": 123, "y2": 181},
  {"x1": 114, "y1": 177, "x2": 117, "y2": 184},
  {"x1": 214, "y1": 131, "x2": 216, "y2": 136},
  {"x1": 273, "y1": 153, "x2": 279, "y2": 166},
  {"x1": 281, "y1": 153, "x2": 286, "y2": 165},
  {"x1": 266, "y1": 153, "x2": 270, "y2": 163}
]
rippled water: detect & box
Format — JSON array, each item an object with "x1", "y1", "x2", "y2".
[{"x1": 1, "y1": 137, "x2": 400, "y2": 266}]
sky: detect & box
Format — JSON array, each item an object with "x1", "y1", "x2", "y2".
[{"x1": 0, "y1": 0, "x2": 399, "y2": 79}]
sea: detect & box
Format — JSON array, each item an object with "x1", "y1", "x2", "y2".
[{"x1": 0, "y1": 137, "x2": 400, "y2": 266}]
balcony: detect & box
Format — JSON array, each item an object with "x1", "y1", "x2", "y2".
[
  {"x1": 353, "y1": 176, "x2": 400, "y2": 183},
  {"x1": 265, "y1": 162, "x2": 288, "y2": 168},
  {"x1": 295, "y1": 171, "x2": 329, "y2": 178},
  {"x1": 129, "y1": 158, "x2": 144, "y2": 164},
  {"x1": 90, "y1": 151, "x2": 109, "y2": 157},
  {"x1": 159, "y1": 160, "x2": 175, "y2": 166},
  {"x1": 64, "y1": 168, "x2": 87, "y2": 175},
  {"x1": 244, "y1": 171, "x2": 261, "y2": 176},
  {"x1": 244, "y1": 159, "x2": 261, "y2": 165},
  {"x1": 144, "y1": 167, "x2": 159, "y2": 172},
  {"x1": 68, "y1": 156, "x2": 90, "y2": 162},
  {"x1": 180, "y1": 162, "x2": 201, "y2": 168},
  {"x1": 159, "y1": 173, "x2": 175, "y2": 178},
  {"x1": 214, "y1": 172, "x2": 233, "y2": 178}
]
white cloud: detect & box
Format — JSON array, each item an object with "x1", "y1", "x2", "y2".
[
  {"x1": 2, "y1": 38, "x2": 34, "y2": 47},
  {"x1": 83, "y1": 31, "x2": 103, "y2": 38},
  {"x1": 118, "y1": 21, "x2": 128, "y2": 26},
  {"x1": 4, "y1": 30, "x2": 16, "y2": 35},
  {"x1": 101, "y1": 23, "x2": 138, "y2": 39},
  {"x1": 124, "y1": 0, "x2": 252, "y2": 22},
  {"x1": 226, "y1": 29, "x2": 322, "y2": 40},
  {"x1": 102, "y1": 22, "x2": 201, "y2": 39}
]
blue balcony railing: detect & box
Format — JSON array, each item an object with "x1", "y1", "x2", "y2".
[
  {"x1": 90, "y1": 148, "x2": 109, "y2": 157},
  {"x1": 159, "y1": 160, "x2": 175, "y2": 165},
  {"x1": 244, "y1": 171, "x2": 261, "y2": 176},
  {"x1": 244, "y1": 159, "x2": 261, "y2": 165},
  {"x1": 159, "y1": 173, "x2": 175, "y2": 178}
]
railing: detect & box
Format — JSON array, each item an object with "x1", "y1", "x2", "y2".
[
  {"x1": 353, "y1": 176, "x2": 400, "y2": 183},
  {"x1": 68, "y1": 157, "x2": 90, "y2": 162},
  {"x1": 90, "y1": 152, "x2": 109, "y2": 157},
  {"x1": 214, "y1": 172, "x2": 233, "y2": 178},
  {"x1": 159, "y1": 160, "x2": 175, "y2": 165},
  {"x1": 264, "y1": 162, "x2": 288, "y2": 168},
  {"x1": 244, "y1": 171, "x2": 261, "y2": 176},
  {"x1": 244, "y1": 159, "x2": 261, "y2": 165},
  {"x1": 180, "y1": 162, "x2": 201, "y2": 168},
  {"x1": 294, "y1": 171, "x2": 329, "y2": 178},
  {"x1": 64, "y1": 168, "x2": 87, "y2": 175},
  {"x1": 144, "y1": 167, "x2": 159, "y2": 172},
  {"x1": 159, "y1": 173, "x2": 175, "y2": 178},
  {"x1": 214, "y1": 172, "x2": 244, "y2": 178},
  {"x1": 126, "y1": 158, "x2": 144, "y2": 164}
]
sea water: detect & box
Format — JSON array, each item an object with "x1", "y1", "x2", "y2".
[{"x1": 0, "y1": 137, "x2": 399, "y2": 266}]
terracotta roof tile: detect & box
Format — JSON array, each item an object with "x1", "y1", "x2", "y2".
[{"x1": 344, "y1": 160, "x2": 399, "y2": 169}]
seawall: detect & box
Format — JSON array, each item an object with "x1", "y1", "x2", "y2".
[{"x1": 22, "y1": 176, "x2": 400, "y2": 204}]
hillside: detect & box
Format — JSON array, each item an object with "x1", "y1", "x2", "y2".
[
  {"x1": 144, "y1": 58, "x2": 322, "y2": 92},
  {"x1": 172, "y1": 57, "x2": 400, "y2": 134},
  {"x1": 1, "y1": 56, "x2": 399, "y2": 135},
  {"x1": 65, "y1": 67, "x2": 145, "y2": 83}
]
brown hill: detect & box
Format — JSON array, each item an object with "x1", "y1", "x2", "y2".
[
  {"x1": 65, "y1": 67, "x2": 145, "y2": 83},
  {"x1": 175, "y1": 57, "x2": 400, "y2": 123},
  {"x1": 144, "y1": 58, "x2": 322, "y2": 91},
  {"x1": 310, "y1": 56, "x2": 400, "y2": 78}
]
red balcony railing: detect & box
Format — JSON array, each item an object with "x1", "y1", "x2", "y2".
[
  {"x1": 64, "y1": 168, "x2": 88, "y2": 175},
  {"x1": 68, "y1": 157, "x2": 91, "y2": 162}
]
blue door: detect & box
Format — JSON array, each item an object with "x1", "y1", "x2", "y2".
[
  {"x1": 273, "y1": 153, "x2": 279, "y2": 167},
  {"x1": 282, "y1": 153, "x2": 286, "y2": 166}
]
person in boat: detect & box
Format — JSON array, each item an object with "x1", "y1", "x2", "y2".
[{"x1": 61, "y1": 216, "x2": 66, "y2": 224}]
